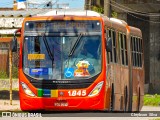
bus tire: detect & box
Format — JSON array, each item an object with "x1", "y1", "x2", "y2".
[
  {"x1": 137, "y1": 88, "x2": 141, "y2": 111},
  {"x1": 110, "y1": 83, "x2": 114, "y2": 112},
  {"x1": 124, "y1": 86, "x2": 128, "y2": 112}
]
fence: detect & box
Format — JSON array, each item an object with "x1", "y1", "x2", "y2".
[{"x1": 0, "y1": 41, "x2": 19, "y2": 79}]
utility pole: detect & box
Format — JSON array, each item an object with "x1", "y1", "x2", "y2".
[
  {"x1": 9, "y1": 42, "x2": 13, "y2": 105},
  {"x1": 13, "y1": 0, "x2": 17, "y2": 10},
  {"x1": 88, "y1": 0, "x2": 92, "y2": 10},
  {"x1": 85, "y1": 0, "x2": 92, "y2": 10},
  {"x1": 104, "y1": 0, "x2": 111, "y2": 17}
]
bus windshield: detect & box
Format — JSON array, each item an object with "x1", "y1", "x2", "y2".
[{"x1": 23, "y1": 35, "x2": 102, "y2": 80}]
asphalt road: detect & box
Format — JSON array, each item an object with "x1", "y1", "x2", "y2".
[
  {"x1": 38, "y1": 106, "x2": 160, "y2": 117},
  {"x1": 1, "y1": 106, "x2": 160, "y2": 120}
]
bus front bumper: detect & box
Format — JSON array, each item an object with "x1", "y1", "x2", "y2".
[{"x1": 20, "y1": 92, "x2": 105, "y2": 111}]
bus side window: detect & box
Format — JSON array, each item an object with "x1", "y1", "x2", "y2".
[
  {"x1": 112, "y1": 30, "x2": 117, "y2": 63},
  {"x1": 107, "y1": 29, "x2": 117, "y2": 64},
  {"x1": 124, "y1": 35, "x2": 128, "y2": 65},
  {"x1": 108, "y1": 29, "x2": 111, "y2": 37},
  {"x1": 136, "y1": 37, "x2": 139, "y2": 67},
  {"x1": 119, "y1": 33, "x2": 128, "y2": 66},
  {"x1": 131, "y1": 36, "x2": 142, "y2": 68},
  {"x1": 140, "y1": 39, "x2": 143, "y2": 67},
  {"x1": 138, "y1": 38, "x2": 143, "y2": 68},
  {"x1": 133, "y1": 37, "x2": 136, "y2": 67},
  {"x1": 131, "y1": 36, "x2": 135, "y2": 67},
  {"x1": 107, "y1": 29, "x2": 112, "y2": 64},
  {"x1": 119, "y1": 33, "x2": 124, "y2": 65},
  {"x1": 131, "y1": 36, "x2": 134, "y2": 66},
  {"x1": 137, "y1": 38, "x2": 140, "y2": 67}
]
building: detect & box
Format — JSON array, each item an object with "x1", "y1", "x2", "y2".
[
  {"x1": 0, "y1": 0, "x2": 71, "y2": 77},
  {"x1": 0, "y1": 6, "x2": 52, "y2": 76},
  {"x1": 85, "y1": 0, "x2": 160, "y2": 93}
]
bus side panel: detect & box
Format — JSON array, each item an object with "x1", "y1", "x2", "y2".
[
  {"x1": 132, "y1": 69, "x2": 139, "y2": 111},
  {"x1": 121, "y1": 67, "x2": 129, "y2": 111},
  {"x1": 113, "y1": 64, "x2": 121, "y2": 111},
  {"x1": 105, "y1": 87, "x2": 111, "y2": 110},
  {"x1": 106, "y1": 64, "x2": 112, "y2": 110},
  {"x1": 132, "y1": 69, "x2": 137, "y2": 111},
  {"x1": 139, "y1": 69, "x2": 144, "y2": 110},
  {"x1": 106, "y1": 64, "x2": 121, "y2": 111}
]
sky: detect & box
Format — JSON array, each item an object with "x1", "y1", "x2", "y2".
[{"x1": 0, "y1": 0, "x2": 85, "y2": 9}]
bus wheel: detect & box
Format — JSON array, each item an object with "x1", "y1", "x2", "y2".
[
  {"x1": 137, "y1": 88, "x2": 141, "y2": 111},
  {"x1": 110, "y1": 83, "x2": 114, "y2": 112},
  {"x1": 124, "y1": 86, "x2": 128, "y2": 112}
]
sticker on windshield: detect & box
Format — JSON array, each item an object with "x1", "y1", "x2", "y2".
[
  {"x1": 64, "y1": 68, "x2": 74, "y2": 78},
  {"x1": 74, "y1": 60, "x2": 90, "y2": 77},
  {"x1": 29, "y1": 68, "x2": 48, "y2": 75},
  {"x1": 28, "y1": 54, "x2": 45, "y2": 60}
]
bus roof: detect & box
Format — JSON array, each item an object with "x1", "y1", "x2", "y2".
[
  {"x1": 37, "y1": 9, "x2": 101, "y2": 17},
  {"x1": 129, "y1": 26, "x2": 142, "y2": 37},
  {"x1": 110, "y1": 18, "x2": 127, "y2": 25}
]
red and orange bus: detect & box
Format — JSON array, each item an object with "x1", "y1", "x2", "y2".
[{"x1": 12, "y1": 10, "x2": 144, "y2": 111}]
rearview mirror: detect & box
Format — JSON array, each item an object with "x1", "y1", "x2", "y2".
[
  {"x1": 106, "y1": 37, "x2": 112, "y2": 52},
  {"x1": 11, "y1": 36, "x2": 17, "y2": 52},
  {"x1": 11, "y1": 29, "x2": 21, "y2": 52}
]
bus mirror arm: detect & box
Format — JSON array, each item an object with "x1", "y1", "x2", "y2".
[
  {"x1": 11, "y1": 29, "x2": 21, "y2": 52},
  {"x1": 106, "y1": 37, "x2": 112, "y2": 52}
]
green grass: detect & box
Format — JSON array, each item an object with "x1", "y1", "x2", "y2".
[
  {"x1": 0, "y1": 71, "x2": 8, "y2": 79},
  {"x1": 149, "y1": 118, "x2": 160, "y2": 120},
  {"x1": 12, "y1": 66, "x2": 18, "y2": 78},
  {"x1": 0, "y1": 66, "x2": 18, "y2": 79},
  {"x1": 144, "y1": 94, "x2": 160, "y2": 106}
]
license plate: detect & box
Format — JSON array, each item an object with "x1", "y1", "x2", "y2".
[{"x1": 54, "y1": 102, "x2": 68, "y2": 107}]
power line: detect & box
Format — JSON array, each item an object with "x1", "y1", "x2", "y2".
[
  {"x1": 111, "y1": 0, "x2": 160, "y2": 17},
  {"x1": 127, "y1": 12, "x2": 160, "y2": 24},
  {"x1": 27, "y1": 0, "x2": 54, "y2": 8},
  {"x1": 29, "y1": 0, "x2": 60, "y2": 15},
  {"x1": 105, "y1": 1, "x2": 160, "y2": 24}
]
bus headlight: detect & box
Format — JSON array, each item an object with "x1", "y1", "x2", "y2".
[
  {"x1": 88, "y1": 81, "x2": 104, "y2": 97},
  {"x1": 21, "y1": 82, "x2": 35, "y2": 97}
]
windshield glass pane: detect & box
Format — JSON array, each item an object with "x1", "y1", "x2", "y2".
[{"x1": 23, "y1": 35, "x2": 101, "y2": 80}]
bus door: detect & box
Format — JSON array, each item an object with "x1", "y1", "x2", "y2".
[{"x1": 107, "y1": 29, "x2": 121, "y2": 111}]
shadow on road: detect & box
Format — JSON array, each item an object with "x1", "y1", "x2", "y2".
[
  {"x1": 32, "y1": 110, "x2": 134, "y2": 114},
  {"x1": 0, "y1": 90, "x2": 19, "y2": 100},
  {"x1": 32, "y1": 110, "x2": 139, "y2": 117}
]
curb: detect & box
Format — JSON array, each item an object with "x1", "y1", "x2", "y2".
[{"x1": 0, "y1": 100, "x2": 21, "y2": 111}]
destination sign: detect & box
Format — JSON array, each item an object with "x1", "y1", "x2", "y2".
[{"x1": 24, "y1": 20, "x2": 101, "y2": 33}]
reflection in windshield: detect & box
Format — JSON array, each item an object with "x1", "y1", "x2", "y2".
[
  {"x1": 68, "y1": 34, "x2": 83, "y2": 57},
  {"x1": 42, "y1": 35, "x2": 54, "y2": 70},
  {"x1": 23, "y1": 36, "x2": 101, "y2": 80}
]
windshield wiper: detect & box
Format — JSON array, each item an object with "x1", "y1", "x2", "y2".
[
  {"x1": 68, "y1": 33, "x2": 83, "y2": 57},
  {"x1": 42, "y1": 35, "x2": 54, "y2": 65}
]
